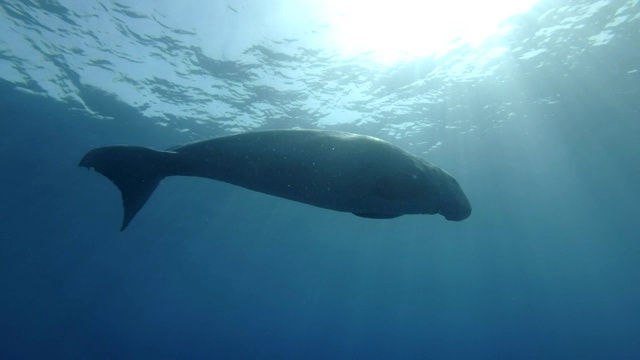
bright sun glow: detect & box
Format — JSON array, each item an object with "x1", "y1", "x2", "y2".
[{"x1": 314, "y1": 0, "x2": 541, "y2": 64}]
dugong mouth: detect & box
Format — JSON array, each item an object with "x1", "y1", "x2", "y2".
[{"x1": 442, "y1": 205, "x2": 472, "y2": 221}]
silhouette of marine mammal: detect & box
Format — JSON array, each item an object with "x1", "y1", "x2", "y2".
[{"x1": 80, "y1": 129, "x2": 471, "y2": 230}]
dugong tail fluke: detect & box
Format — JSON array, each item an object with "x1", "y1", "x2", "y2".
[
  {"x1": 80, "y1": 130, "x2": 471, "y2": 231},
  {"x1": 80, "y1": 146, "x2": 175, "y2": 231}
]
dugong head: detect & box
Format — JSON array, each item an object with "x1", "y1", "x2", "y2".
[{"x1": 436, "y1": 170, "x2": 472, "y2": 221}]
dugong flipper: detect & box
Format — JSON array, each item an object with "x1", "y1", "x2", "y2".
[{"x1": 80, "y1": 130, "x2": 471, "y2": 230}]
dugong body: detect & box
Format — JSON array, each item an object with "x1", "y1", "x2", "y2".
[{"x1": 80, "y1": 130, "x2": 471, "y2": 230}]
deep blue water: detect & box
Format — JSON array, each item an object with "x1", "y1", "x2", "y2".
[{"x1": 1, "y1": 1, "x2": 639, "y2": 359}]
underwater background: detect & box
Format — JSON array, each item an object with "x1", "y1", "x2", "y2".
[{"x1": 1, "y1": 0, "x2": 639, "y2": 359}]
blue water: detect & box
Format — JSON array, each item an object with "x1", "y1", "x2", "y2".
[{"x1": 1, "y1": 1, "x2": 639, "y2": 359}]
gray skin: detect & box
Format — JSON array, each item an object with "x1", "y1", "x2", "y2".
[{"x1": 80, "y1": 129, "x2": 471, "y2": 230}]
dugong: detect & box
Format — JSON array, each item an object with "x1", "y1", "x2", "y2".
[{"x1": 80, "y1": 130, "x2": 471, "y2": 230}]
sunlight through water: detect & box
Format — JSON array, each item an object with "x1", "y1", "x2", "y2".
[{"x1": 312, "y1": 0, "x2": 543, "y2": 64}]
